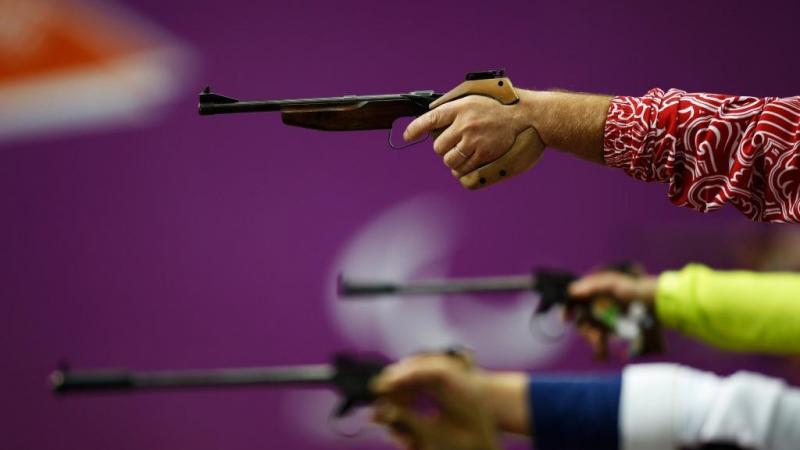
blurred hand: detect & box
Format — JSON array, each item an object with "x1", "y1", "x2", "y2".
[
  {"x1": 371, "y1": 353, "x2": 502, "y2": 450},
  {"x1": 567, "y1": 271, "x2": 658, "y2": 359},
  {"x1": 404, "y1": 95, "x2": 533, "y2": 179},
  {"x1": 569, "y1": 271, "x2": 657, "y2": 304}
]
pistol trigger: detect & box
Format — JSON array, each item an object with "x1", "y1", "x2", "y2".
[
  {"x1": 327, "y1": 399, "x2": 366, "y2": 438},
  {"x1": 388, "y1": 123, "x2": 427, "y2": 150}
]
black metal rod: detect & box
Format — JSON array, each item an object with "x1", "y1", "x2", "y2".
[
  {"x1": 199, "y1": 100, "x2": 285, "y2": 114},
  {"x1": 339, "y1": 274, "x2": 537, "y2": 297},
  {"x1": 51, "y1": 364, "x2": 334, "y2": 393}
]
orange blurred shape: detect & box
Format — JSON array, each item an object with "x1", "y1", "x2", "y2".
[
  {"x1": 0, "y1": 0, "x2": 156, "y2": 82},
  {"x1": 0, "y1": 0, "x2": 191, "y2": 142}
]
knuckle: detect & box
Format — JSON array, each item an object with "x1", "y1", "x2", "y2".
[
  {"x1": 467, "y1": 147, "x2": 481, "y2": 162},
  {"x1": 426, "y1": 111, "x2": 439, "y2": 127},
  {"x1": 461, "y1": 120, "x2": 476, "y2": 133},
  {"x1": 462, "y1": 96, "x2": 480, "y2": 106},
  {"x1": 459, "y1": 136, "x2": 475, "y2": 151},
  {"x1": 466, "y1": 117, "x2": 486, "y2": 134},
  {"x1": 433, "y1": 139, "x2": 448, "y2": 155},
  {"x1": 450, "y1": 98, "x2": 469, "y2": 110}
]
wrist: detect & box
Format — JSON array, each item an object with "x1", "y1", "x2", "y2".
[
  {"x1": 515, "y1": 89, "x2": 611, "y2": 163},
  {"x1": 638, "y1": 276, "x2": 658, "y2": 305},
  {"x1": 515, "y1": 89, "x2": 553, "y2": 146},
  {"x1": 478, "y1": 371, "x2": 530, "y2": 435}
]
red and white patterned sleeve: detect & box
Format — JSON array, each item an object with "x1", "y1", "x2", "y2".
[{"x1": 603, "y1": 89, "x2": 800, "y2": 222}]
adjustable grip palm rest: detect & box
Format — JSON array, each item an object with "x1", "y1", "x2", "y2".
[{"x1": 429, "y1": 70, "x2": 544, "y2": 190}]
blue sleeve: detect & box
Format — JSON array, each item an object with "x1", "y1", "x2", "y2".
[{"x1": 528, "y1": 373, "x2": 621, "y2": 450}]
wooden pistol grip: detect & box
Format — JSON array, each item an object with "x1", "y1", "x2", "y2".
[
  {"x1": 459, "y1": 127, "x2": 544, "y2": 190},
  {"x1": 430, "y1": 77, "x2": 519, "y2": 108}
]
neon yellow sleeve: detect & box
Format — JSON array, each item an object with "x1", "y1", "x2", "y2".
[{"x1": 655, "y1": 264, "x2": 800, "y2": 354}]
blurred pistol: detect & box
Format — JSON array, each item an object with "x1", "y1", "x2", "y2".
[
  {"x1": 339, "y1": 267, "x2": 664, "y2": 358},
  {"x1": 51, "y1": 353, "x2": 386, "y2": 418}
]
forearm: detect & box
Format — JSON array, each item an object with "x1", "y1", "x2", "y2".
[
  {"x1": 479, "y1": 371, "x2": 530, "y2": 435},
  {"x1": 622, "y1": 364, "x2": 799, "y2": 449},
  {"x1": 656, "y1": 264, "x2": 800, "y2": 354},
  {"x1": 517, "y1": 89, "x2": 612, "y2": 164}
]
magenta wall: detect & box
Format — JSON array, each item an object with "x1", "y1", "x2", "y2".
[{"x1": 3, "y1": 1, "x2": 799, "y2": 449}]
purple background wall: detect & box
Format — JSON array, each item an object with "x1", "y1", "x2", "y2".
[{"x1": 3, "y1": 1, "x2": 799, "y2": 449}]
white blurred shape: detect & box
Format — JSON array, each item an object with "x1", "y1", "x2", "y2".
[
  {"x1": 281, "y1": 389, "x2": 392, "y2": 448},
  {"x1": 326, "y1": 193, "x2": 459, "y2": 351},
  {"x1": 326, "y1": 192, "x2": 567, "y2": 367}
]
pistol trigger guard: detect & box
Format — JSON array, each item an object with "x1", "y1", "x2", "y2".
[
  {"x1": 327, "y1": 407, "x2": 364, "y2": 438},
  {"x1": 388, "y1": 124, "x2": 429, "y2": 150},
  {"x1": 528, "y1": 306, "x2": 567, "y2": 342}
]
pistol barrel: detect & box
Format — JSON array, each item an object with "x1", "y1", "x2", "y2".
[
  {"x1": 51, "y1": 364, "x2": 335, "y2": 393},
  {"x1": 338, "y1": 274, "x2": 537, "y2": 297},
  {"x1": 198, "y1": 87, "x2": 441, "y2": 116}
]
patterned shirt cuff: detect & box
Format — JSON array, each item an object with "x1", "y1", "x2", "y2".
[{"x1": 603, "y1": 95, "x2": 647, "y2": 172}]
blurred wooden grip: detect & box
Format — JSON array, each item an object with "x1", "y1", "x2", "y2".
[{"x1": 459, "y1": 127, "x2": 544, "y2": 190}]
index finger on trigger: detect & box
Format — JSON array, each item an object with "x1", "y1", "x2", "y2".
[
  {"x1": 404, "y1": 103, "x2": 456, "y2": 142},
  {"x1": 568, "y1": 272, "x2": 626, "y2": 298},
  {"x1": 372, "y1": 356, "x2": 453, "y2": 395}
]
